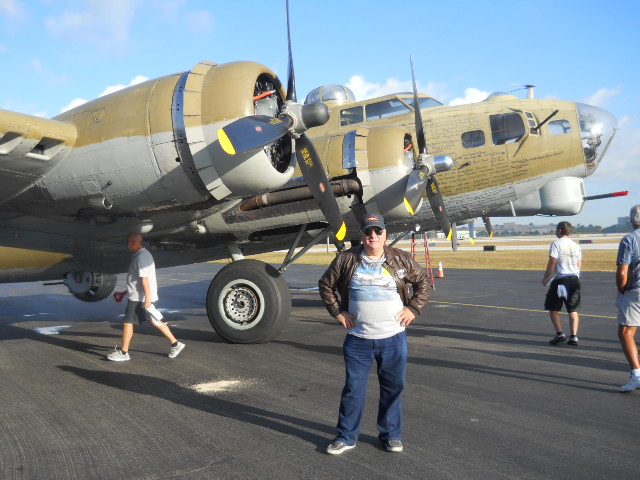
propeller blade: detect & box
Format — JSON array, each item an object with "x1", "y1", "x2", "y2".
[
  {"x1": 426, "y1": 176, "x2": 452, "y2": 238},
  {"x1": 405, "y1": 57, "x2": 454, "y2": 252},
  {"x1": 403, "y1": 58, "x2": 430, "y2": 215},
  {"x1": 468, "y1": 220, "x2": 476, "y2": 245},
  {"x1": 410, "y1": 56, "x2": 426, "y2": 155},
  {"x1": 404, "y1": 166, "x2": 429, "y2": 215},
  {"x1": 482, "y1": 215, "x2": 494, "y2": 237},
  {"x1": 448, "y1": 221, "x2": 458, "y2": 251},
  {"x1": 285, "y1": 0, "x2": 296, "y2": 102},
  {"x1": 295, "y1": 134, "x2": 346, "y2": 241},
  {"x1": 218, "y1": 115, "x2": 293, "y2": 155}
]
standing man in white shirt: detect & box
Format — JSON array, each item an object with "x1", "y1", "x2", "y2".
[
  {"x1": 542, "y1": 221, "x2": 582, "y2": 346},
  {"x1": 107, "y1": 233, "x2": 185, "y2": 361}
]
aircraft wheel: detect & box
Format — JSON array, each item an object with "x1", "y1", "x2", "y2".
[{"x1": 206, "y1": 259, "x2": 291, "y2": 343}]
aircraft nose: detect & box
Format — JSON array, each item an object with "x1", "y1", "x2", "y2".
[{"x1": 576, "y1": 103, "x2": 617, "y2": 176}]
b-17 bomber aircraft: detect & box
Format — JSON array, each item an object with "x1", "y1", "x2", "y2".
[{"x1": 0, "y1": 6, "x2": 618, "y2": 344}]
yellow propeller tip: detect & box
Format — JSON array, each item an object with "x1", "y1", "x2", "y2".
[
  {"x1": 403, "y1": 198, "x2": 415, "y2": 216},
  {"x1": 336, "y1": 222, "x2": 347, "y2": 242},
  {"x1": 218, "y1": 129, "x2": 236, "y2": 155}
]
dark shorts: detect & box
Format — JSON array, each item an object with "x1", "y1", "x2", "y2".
[
  {"x1": 544, "y1": 276, "x2": 580, "y2": 313},
  {"x1": 123, "y1": 300, "x2": 149, "y2": 325}
]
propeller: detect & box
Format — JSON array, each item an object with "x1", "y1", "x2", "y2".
[
  {"x1": 482, "y1": 215, "x2": 494, "y2": 237},
  {"x1": 403, "y1": 57, "x2": 455, "y2": 248},
  {"x1": 448, "y1": 222, "x2": 458, "y2": 251},
  {"x1": 217, "y1": 0, "x2": 346, "y2": 241}
]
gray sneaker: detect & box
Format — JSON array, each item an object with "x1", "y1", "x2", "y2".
[
  {"x1": 107, "y1": 347, "x2": 130, "y2": 362},
  {"x1": 326, "y1": 441, "x2": 355, "y2": 455},
  {"x1": 168, "y1": 342, "x2": 185, "y2": 358},
  {"x1": 620, "y1": 375, "x2": 640, "y2": 392},
  {"x1": 549, "y1": 334, "x2": 567, "y2": 345},
  {"x1": 385, "y1": 440, "x2": 403, "y2": 453}
]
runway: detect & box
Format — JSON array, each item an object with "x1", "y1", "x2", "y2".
[{"x1": 0, "y1": 263, "x2": 638, "y2": 479}]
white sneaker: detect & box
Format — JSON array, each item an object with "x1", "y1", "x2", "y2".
[
  {"x1": 620, "y1": 374, "x2": 640, "y2": 392},
  {"x1": 385, "y1": 440, "x2": 404, "y2": 452},
  {"x1": 326, "y1": 441, "x2": 355, "y2": 455},
  {"x1": 107, "y1": 347, "x2": 130, "y2": 362},
  {"x1": 168, "y1": 342, "x2": 185, "y2": 358}
]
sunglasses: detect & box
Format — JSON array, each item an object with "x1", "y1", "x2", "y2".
[{"x1": 362, "y1": 227, "x2": 384, "y2": 237}]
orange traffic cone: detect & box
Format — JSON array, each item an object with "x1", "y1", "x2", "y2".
[{"x1": 436, "y1": 262, "x2": 444, "y2": 278}]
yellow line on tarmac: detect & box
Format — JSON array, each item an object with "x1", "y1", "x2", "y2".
[{"x1": 430, "y1": 300, "x2": 616, "y2": 319}]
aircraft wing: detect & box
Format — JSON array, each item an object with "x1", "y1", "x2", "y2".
[{"x1": 0, "y1": 110, "x2": 77, "y2": 206}]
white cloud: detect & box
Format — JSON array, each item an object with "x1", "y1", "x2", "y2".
[
  {"x1": 99, "y1": 75, "x2": 148, "y2": 97},
  {"x1": 345, "y1": 74, "x2": 447, "y2": 101},
  {"x1": 30, "y1": 57, "x2": 45, "y2": 72},
  {"x1": 0, "y1": 0, "x2": 24, "y2": 18},
  {"x1": 45, "y1": 0, "x2": 138, "y2": 46},
  {"x1": 582, "y1": 86, "x2": 622, "y2": 108},
  {"x1": 181, "y1": 9, "x2": 214, "y2": 32},
  {"x1": 60, "y1": 98, "x2": 88, "y2": 113},
  {"x1": 449, "y1": 87, "x2": 490, "y2": 106},
  {"x1": 59, "y1": 75, "x2": 148, "y2": 113}
]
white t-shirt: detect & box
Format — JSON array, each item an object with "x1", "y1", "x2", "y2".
[
  {"x1": 550, "y1": 236, "x2": 581, "y2": 278},
  {"x1": 127, "y1": 248, "x2": 158, "y2": 302},
  {"x1": 347, "y1": 254, "x2": 404, "y2": 339}
]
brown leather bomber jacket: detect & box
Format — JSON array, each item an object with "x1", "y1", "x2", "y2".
[{"x1": 318, "y1": 244, "x2": 431, "y2": 319}]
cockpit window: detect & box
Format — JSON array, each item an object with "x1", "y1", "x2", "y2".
[
  {"x1": 340, "y1": 106, "x2": 364, "y2": 126},
  {"x1": 490, "y1": 113, "x2": 526, "y2": 145},
  {"x1": 401, "y1": 97, "x2": 443, "y2": 109},
  {"x1": 548, "y1": 119, "x2": 572, "y2": 135},
  {"x1": 305, "y1": 84, "x2": 356, "y2": 105},
  {"x1": 577, "y1": 103, "x2": 617, "y2": 176},
  {"x1": 365, "y1": 99, "x2": 411, "y2": 121}
]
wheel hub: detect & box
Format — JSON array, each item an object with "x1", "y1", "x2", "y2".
[{"x1": 223, "y1": 285, "x2": 259, "y2": 325}]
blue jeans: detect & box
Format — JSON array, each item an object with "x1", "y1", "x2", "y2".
[{"x1": 335, "y1": 331, "x2": 407, "y2": 445}]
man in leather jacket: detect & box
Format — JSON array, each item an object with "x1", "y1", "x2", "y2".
[{"x1": 319, "y1": 213, "x2": 431, "y2": 455}]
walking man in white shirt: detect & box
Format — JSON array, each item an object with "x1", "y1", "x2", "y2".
[
  {"x1": 107, "y1": 233, "x2": 185, "y2": 361},
  {"x1": 542, "y1": 221, "x2": 582, "y2": 346}
]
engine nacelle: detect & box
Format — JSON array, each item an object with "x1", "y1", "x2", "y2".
[
  {"x1": 339, "y1": 125, "x2": 416, "y2": 223},
  {"x1": 187, "y1": 61, "x2": 296, "y2": 199},
  {"x1": 31, "y1": 61, "x2": 296, "y2": 217},
  {"x1": 64, "y1": 271, "x2": 117, "y2": 302}
]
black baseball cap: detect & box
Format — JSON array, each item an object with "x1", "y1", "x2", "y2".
[{"x1": 360, "y1": 213, "x2": 385, "y2": 231}]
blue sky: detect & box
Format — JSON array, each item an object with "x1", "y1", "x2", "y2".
[{"x1": 1, "y1": 0, "x2": 638, "y2": 227}]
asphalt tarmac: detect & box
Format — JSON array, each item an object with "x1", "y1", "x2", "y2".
[{"x1": 1, "y1": 263, "x2": 638, "y2": 480}]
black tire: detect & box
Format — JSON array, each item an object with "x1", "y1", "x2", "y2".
[{"x1": 206, "y1": 259, "x2": 291, "y2": 343}]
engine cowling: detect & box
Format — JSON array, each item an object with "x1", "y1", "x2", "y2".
[
  {"x1": 64, "y1": 271, "x2": 117, "y2": 302},
  {"x1": 180, "y1": 61, "x2": 296, "y2": 199},
  {"x1": 329, "y1": 125, "x2": 416, "y2": 224},
  {"x1": 23, "y1": 61, "x2": 296, "y2": 217}
]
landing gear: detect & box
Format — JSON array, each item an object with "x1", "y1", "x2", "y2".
[{"x1": 206, "y1": 259, "x2": 291, "y2": 343}]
